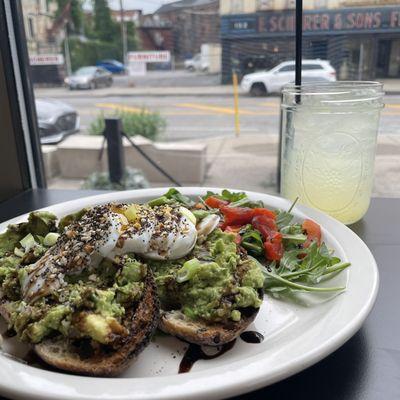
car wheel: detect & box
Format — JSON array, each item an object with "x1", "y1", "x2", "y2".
[
  {"x1": 250, "y1": 83, "x2": 267, "y2": 97},
  {"x1": 188, "y1": 66, "x2": 195, "y2": 72}
]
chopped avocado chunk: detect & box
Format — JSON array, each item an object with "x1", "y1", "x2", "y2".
[
  {"x1": 235, "y1": 287, "x2": 262, "y2": 308},
  {"x1": 26, "y1": 211, "x2": 57, "y2": 236},
  {"x1": 24, "y1": 305, "x2": 70, "y2": 343},
  {"x1": 124, "y1": 204, "x2": 140, "y2": 222},
  {"x1": 93, "y1": 289, "x2": 125, "y2": 318},
  {"x1": 43, "y1": 232, "x2": 60, "y2": 247},
  {"x1": 231, "y1": 310, "x2": 241, "y2": 321},
  {"x1": 0, "y1": 211, "x2": 57, "y2": 257},
  {"x1": 82, "y1": 314, "x2": 112, "y2": 344},
  {"x1": 191, "y1": 209, "x2": 212, "y2": 221},
  {"x1": 20, "y1": 233, "x2": 37, "y2": 251},
  {"x1": 0, "y1": 230, "x2": 22, "y2": 258},
  {"x1": 117, "y1": 257, "x2": 145, "y2": 285}
]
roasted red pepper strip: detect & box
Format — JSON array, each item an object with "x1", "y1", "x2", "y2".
[
  {"x1": 252, "y1": 215, "x2": 283, "y2": 261},
  {"x1": 205, "y1": 196, "x2": 229, "y2": 209},
  {"x1": 251, "y1": 215, "x2": 277, "y2": 240},
  {"x1": 302, "y1": 219, "x2": 322, "y2": 248},
  {"x1": 264, "y1": 232, "x2": 284, "y2": 261},
  {"x1": 253, "y1": 208, "x2": 276, "y2": 220},
  {"x1": 220, "y1": 206, "x2": 255, "y2": 228}
]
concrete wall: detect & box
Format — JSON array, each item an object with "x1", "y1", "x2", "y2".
[{"x1": 53, "y1": 135, "x2": 207, "y2": 185}]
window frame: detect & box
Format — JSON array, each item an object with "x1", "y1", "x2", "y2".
[{"x1": 0, "y1": 0, "x2": 46, "y2": 202}]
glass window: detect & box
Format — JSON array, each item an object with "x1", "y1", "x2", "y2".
[
  {"x1": 4, "y1": 0, "x2": 397, "y2": 199},
  {"x1": 278, "y1": 65, "x2": 296, "y2": 72},
  {"x1": 302, "y1": 64, "x2": 324, "y2": 70}
]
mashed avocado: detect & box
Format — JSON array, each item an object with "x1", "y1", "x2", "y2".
[
  {"x1": 1, "y1": 245, "x2": 147, "y2": 345},
  {"x1": 150, "y1": 229, "x2": 264, "y2": 323}
]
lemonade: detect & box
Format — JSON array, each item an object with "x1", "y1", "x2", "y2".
[{"x1": 280, "y1": 82, "x2": 384, "y2": 225}]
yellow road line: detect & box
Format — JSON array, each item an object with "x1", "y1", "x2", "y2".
[
  {"x1": 175, "y1": 102, "x2": 264, "y2": 115},
  {"x1": 95, "y1": 102, "x2": 279, "y2": 116},
  {"x1": 385, "y1": 104, "x2": 400, "y2": 109},
  {"x1": 260, "y1": 101, "x2": 279, "y2": 107},
  {"x1": 96, "y1": 103, "x2": 145, "y2": 113}
]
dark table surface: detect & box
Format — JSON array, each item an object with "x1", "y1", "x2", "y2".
[{"x1": 0, "y1": 189, "x2": 399, "y2": 400}]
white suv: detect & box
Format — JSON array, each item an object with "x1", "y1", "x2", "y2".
[{"x1": 241, "y1": 60, "x2": 336, "y2": 96}]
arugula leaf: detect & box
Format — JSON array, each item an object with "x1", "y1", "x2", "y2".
[
  {"x1": 148, "y1": 188, "x2": 194, "y2": 207},
  {"x1": 275, "y1": 210, "x2": 294, "y2": 229},
  {"x1": 202, "y1": 189, "x2": 264, "y2": 208},
  {"x1": 240, "y1": 225, "x2": 264, "y2": 256}
]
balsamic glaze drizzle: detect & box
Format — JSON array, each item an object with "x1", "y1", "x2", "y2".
[
  {"x1": 179, "y1": 340, "x2": 236, "y2": 373},
  {"x1": 240, "y1": 331, "x2": 264, "y2": 344}
]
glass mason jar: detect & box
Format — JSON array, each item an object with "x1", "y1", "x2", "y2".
[{"x1": 280, "y1": 82, "x2": 384, "y2": 225}]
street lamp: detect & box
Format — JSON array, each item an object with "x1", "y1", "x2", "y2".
[{"x1": 119, "y1": 0, "x2": 127, "y2": 66}]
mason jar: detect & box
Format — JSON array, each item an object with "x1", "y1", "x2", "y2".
[{"x1": 280, "y1": 82, "x2": 384, "y2": 225}]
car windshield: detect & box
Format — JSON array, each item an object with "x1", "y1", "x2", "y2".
[{"x1": 74, "y1": 67, "x2": 96, "y2": 76}]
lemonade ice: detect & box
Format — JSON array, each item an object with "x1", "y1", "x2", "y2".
[{"x1": 280, "y1": 83, "x2": 383, "y2": 225}]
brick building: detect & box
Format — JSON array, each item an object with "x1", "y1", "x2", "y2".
[{"x1": 155, "y1": 0, "x2": 220, "y2": 60}]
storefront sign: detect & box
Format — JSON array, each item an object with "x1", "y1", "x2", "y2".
[
  {"x1": 128, "y1": 61, "x2": 146, "y2": 76},
  {"x1": 29, "y1": 54, "x2": 64, "y2": 66},
  {"x1": 221, "y1": 6, "x2": 400, "y2": 37},
  {"x1": 127, "y1": 51, "x2": 171, "y2": 63}
]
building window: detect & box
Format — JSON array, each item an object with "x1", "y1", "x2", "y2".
[
  {"x1": 230, "y1": 0, "x2": 243, "y2": 13},
  {"x1": 28, "y1": 17, "x2": 35, "y2": 38}
]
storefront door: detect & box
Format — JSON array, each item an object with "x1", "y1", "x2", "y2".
[{"x1": 376, "y1": 40, "x2": 391, "y2": 78}]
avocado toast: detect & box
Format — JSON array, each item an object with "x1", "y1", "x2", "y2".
[
  {"x1": 144, "y1": 190, "x2": 265, "y2": 346},
  {"x1": 0, "y1": 207, "x2": 159, "y2": 376},
  {"x1": 150, "y1": 228, "x2": 264, "y2": 346}
]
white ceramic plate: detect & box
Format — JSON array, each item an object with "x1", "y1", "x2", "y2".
[{"x1": 0, "y1": 188, "x2": 378, "y2": 400}]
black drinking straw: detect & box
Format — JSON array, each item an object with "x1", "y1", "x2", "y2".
[
  {"x1": 278, "y1": 0, "x2": 303, "y2": 192},
  {"x1": 295, "y1": 0, "x2": 303, "y2": 102}
]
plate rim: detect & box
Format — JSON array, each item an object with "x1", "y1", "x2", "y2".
[{"x1": 0, "y1": 187, "x2": 379, "y2": 400}]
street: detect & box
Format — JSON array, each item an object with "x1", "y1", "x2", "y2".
[{"x1": 34, "y1": 74, "x2": 400, "y2": 141}]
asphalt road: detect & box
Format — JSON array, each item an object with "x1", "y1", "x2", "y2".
[{"x1": 34, "y1": 72, "x2": 400, "y2": 142}]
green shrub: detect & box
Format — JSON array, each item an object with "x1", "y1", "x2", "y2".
[
  {"x1": 68, "y1": 37, "x2": 121, "y2": 72},
  {"x1": 88, "y1": 110, "x2": 166, "y2": 141},
  {"x1": 82, "y1": 167, "x2": 149, "y2": 190}
]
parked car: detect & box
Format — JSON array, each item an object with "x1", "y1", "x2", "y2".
[
  {"x1": 36, "y1": 98, "x2": 80, "y2": 145},
  {"x1": 240, "y1": 60, "x2": 336, "y2": 96},
  {"x1": 96, "y1": 59, "x2": 126, "y2": 74},
  {"x1": 184, "y1": 54, "x2": 209, "y2": 72},
  {"x1": 64, "y1": 66, "x2": 113, "y2": 90}
]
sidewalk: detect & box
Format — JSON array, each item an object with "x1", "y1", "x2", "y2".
[
  {"x1": 48, "y1": 134, "x2": 400, "y2": 198},
  {"x1": 35, "y1": 79, "x2": 400, "y2": 99}
]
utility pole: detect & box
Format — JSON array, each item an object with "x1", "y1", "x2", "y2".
[
  {"x1": 64, "y1": 22, "x2": 72, "y2": 76},
  {"x1": 119, "y1": 0, "x2": 127, "y2": 66}
]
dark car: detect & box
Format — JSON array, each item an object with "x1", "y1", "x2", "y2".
[
  {"x1": 36, "y1": 98, "x2": 80, "y2": 144},
  {"x1": 64, "y1": 66, "x2": 113, "y2": 90},
  {"x1": 96, "y1": 59, "x2": 126, "y2": 74}
]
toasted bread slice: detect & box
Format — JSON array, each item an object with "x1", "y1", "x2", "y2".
[
  {"x1": 159, "y1": 300, "x2": 262, "y2": 347},
  {"x1": 34, "y1": 273, "x2": 159, "y2": 376}
]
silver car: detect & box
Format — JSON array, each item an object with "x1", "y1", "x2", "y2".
[
  {"x1": 64, "y1": 66, "x2": 113, "y2": 90},
  {"x1": 36, "y1": 98, "x2": 80, "y2": 144}
]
